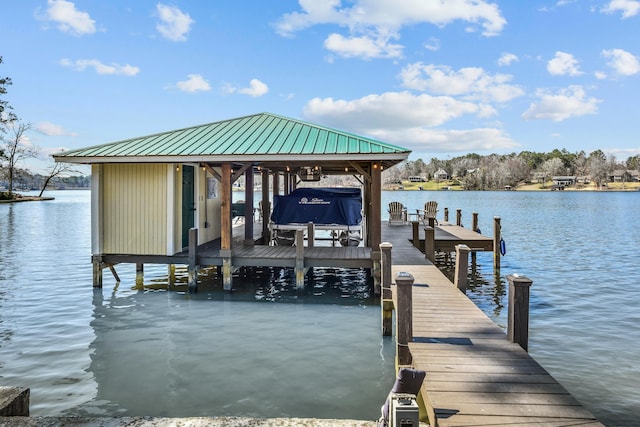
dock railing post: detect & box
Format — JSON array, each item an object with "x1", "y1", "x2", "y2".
[
  {"x1": 295, "y1": 229, "x2": 305, "y2": 289},
  {"x1": 411, "y1": 221, "x2": 420, "y2": 249},
  {"x1": 456, "y1": 208, "x2": 462, "y2": 226},
  {"x1": 444, "y1": 207, "x2": 449, "y2": 223},
  {"x1": 454, "y1": 244, "x2": 470, "y2": 292},
  {"x1": 188, "y1": 227, "x2": 198, "y2": 293},
  {"x1": 507, "y1": 274, "x2": 533, "y2": 351},
  {"x1": 380, "y1": 242, "x2": 393, "y2": 336},
  {"x1": 395, "y1": 272, "x2": 414, "y2": 367},
  {"x1": 494, "y1": 216, "x2": 502, "y2": 274},
  {"x1": 424, "y1": 226, "x2": 435, "y2": 263}
]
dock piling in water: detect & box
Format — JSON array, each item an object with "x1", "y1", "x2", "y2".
[
  {"x1": 507, "y1": 274, "x2": 533, "y2": 351},
  {"x1": 395, "y1": 272, "x2": 414, "y2": 367}
]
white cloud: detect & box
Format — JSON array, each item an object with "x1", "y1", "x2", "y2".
[
  {"x1": 522, "y1": 85, "x2": 600, "y2": 122},
  {"x1": 302, "y1": 92, "x2": 517, "y2": 152},
  {"x1": 424, "y1": 37, "x2": 440, "y2": 52},
  {"x1": 601, "y1": 0, "x2": 640, "y2": 18},
  {"x1": 34, "y1": 122, "x2": 78, "y2": 137},
  {"x1": 155, "y1": 4, "x2": 194, "y2": 42},
  {"x1": 41, "y1": 0, "x2": 96, "y2": 36},
  {"x1": 498, "y1": 52, "x2": 518, "y2": 66},
  {"x1": 274, "y1": 0, "x2": 506, "y2": 60},
  {"x1": 399, "y1": 63, "x2": 524, "y2": 103},
  {"x1": 324, "y1": 33, "x2": 403, "y2": 59},
  {"x1": 176, "y1": 74, "x2": 211, "y2": 93},
  {"x1": 602, "y1": 48, "x2": 640, "y2": 75},
  {"x1": 304, "y1": 91, "x2": 481, "y2": 129},
  {"x1": 60, "y1": 58, "x2": 140, "y2": 76},
  {"x1": 224, "y1": 79, "x2": 269, "y2": 97},
  {"x1": 547, "y1": 51, "x2": 582, "y2": 76}
]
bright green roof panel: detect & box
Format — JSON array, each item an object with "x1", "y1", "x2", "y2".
[{"x1": 54, "y1": 112, "x2": 411, "y2": 161}]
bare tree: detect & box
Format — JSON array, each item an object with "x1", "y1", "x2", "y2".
[
  {"x1": 0, "y1": 121, "x2": 38, "y2": 195},
  {"x1": 38, "y1": 157, "x2": 79, "y2": 197}
]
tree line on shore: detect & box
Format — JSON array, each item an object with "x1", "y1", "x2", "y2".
[{"x1": 383, "y1": 149, "x2": 640, "y2": 190}]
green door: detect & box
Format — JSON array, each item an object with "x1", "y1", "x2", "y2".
[{"x1": 181, "y1": 165, "x2": 195, "y2": 248}]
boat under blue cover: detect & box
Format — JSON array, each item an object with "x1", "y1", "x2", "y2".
[{"x1": 271, "y1": 187, "x2": 362, "y2": 226}]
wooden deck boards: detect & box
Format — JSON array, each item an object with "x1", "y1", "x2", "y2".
[{"x1": 383, "y1": 224, "x2": 604, "y2": 427}]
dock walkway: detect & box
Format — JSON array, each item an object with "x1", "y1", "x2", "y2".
[{"x1": 381, "y1": 223, "x2": 604, "y2": 427}]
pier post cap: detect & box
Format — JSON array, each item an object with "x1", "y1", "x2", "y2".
[
  {"x1": 380, "y1": 242, "x2": 393, "y2": 249},
  {"x1": 506, "y1": 274, "x2": 533, "y2": 286},
  {"x1": 455, "y1": 244, "x2": 470, "y2": 251},
  {"x1": 395, "y1": 271, "x2": 414, "y2": 286}
]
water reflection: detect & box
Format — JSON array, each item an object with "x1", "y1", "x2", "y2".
[{"x1": 71, "y1": 266, "x2": 393, "y2": 419}]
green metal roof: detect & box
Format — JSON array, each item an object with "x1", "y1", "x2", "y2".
[{"x1": 54, "y1": 112, "x2": 411, "y2": 167}]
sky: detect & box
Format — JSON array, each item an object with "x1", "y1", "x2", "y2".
[{"x1": 1, "y1": 0, "x2": 639, "y2": 173}]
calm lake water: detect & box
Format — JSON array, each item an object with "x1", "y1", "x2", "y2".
[{"x1": 1, "y1": 189, "x2": 639, "y2": 426}]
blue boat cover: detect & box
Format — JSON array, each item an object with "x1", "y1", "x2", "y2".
[{"x1": 271, "y1": 187, "x2": 362, "y2": 226}]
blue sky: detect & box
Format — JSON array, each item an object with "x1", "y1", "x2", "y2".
[{"x1": 1, "y1": 0, "x2": 639, "y2": 172}]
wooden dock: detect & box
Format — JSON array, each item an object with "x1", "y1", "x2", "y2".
[{"x1": 381, "y1": 223, "x2": 604, "y2": 427}]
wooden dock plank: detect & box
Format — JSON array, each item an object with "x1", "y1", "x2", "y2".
[{"x1": 384, "y1": 222, "x2": 604, "y2": 427}]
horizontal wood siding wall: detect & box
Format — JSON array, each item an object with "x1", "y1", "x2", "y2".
[{"x1": 102, "y1": 163, "x2": 168, "y2": 255}]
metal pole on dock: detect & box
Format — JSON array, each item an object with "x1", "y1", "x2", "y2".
[
  {"x1": 395, "y1": 272, "x2": 414, "y2": 367},
  {"x1": 380, "y1": 242, "x2": 393, "y2": 336},
  {"x1": 506, "y1": 274, "x2": 533, "y2": 351}
]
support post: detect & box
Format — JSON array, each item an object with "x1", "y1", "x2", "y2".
[
  {"x1": 188, "y1": 228, "x2": 198, "y2": 293},
  {"x1": 411, "y1": 221, "x2": 420, "y2": 249},
  {"x1": 261, "y1": 169, "x2": 270, "y2": 243},
  {"x1": 380, "y1": 242, "x2": 393, "y2": 336},
  {"x1": 424, "y1": 226, "x2": 435, "y2": 263},
  {"x1": 456, "y1": 208, "x2": 462, "y2": 226},
  {"x1": 295, "y1": 229, "x2": 305, "y2": 289},
  {"x1": 507, "y1": 274, "x2": 533, "y2": 351},
  {"x1": 472, "y1": 212, "x2": 479, "y2": 232},
  {"x1": 244, "y1": 165, "x2": 254, "y2": 246},
  {"x1": 92, "y1": 258, "x2": 103, "y2": 288},
  {"x1": 454, "y1": 244, "x2": 470, "y2": 292},
  {"x1": 222, "y1": 163, "x2": 233, "y2": 291},
  {"x1": 494, "y1": 216, "x2": 502, "y2": 275},
  {"x1": 135, "y1": 263, "x2": 144, "y2": 290},
  {"x1": 395, "y1": 272, "x2": 414, "y2": 367},
  {"x1": 444, "y1": 207, "x2": 449, "y2": 223},
  {"x1": 168, "y1": 264, "x2": 175, "y2": 286},
  {"x1": 307, "y1": 222, "x2": 315, "y2": 248}
]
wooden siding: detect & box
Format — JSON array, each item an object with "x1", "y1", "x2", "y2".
[{"x1": 102, "y1": 163, "x2": 168, "y2": 255}]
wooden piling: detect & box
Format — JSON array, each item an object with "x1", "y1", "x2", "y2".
[
  {"x1": 295, "y1": 229, "x2": 305, "y2": 289},
  {"x1": 411, "y1": 221, "x2": 420, "y2": 249},
  {"x1": 380, "y1": 242, "x2": 393, "y2": 336},
  {"x1": 443, "y1": 207, "x2": 449, "y2": 222},
  {"x1": 307, "y1": 222, "x2": 315, "y2": 247},
  {"x1": 424, "y1": 226, "x2": 435, "y2": 263},
  {"x1": 507, "y1": 274, "x2": 533, "y2": 351},
  {"x1": 92, "y1": 258, "x2": 103, "y2": 288},
  {"x1": 168, "y1": 264, "x2": 175, "y2": 286},
  {"x1": 454, "y1": 244, "x2": 470, "y2": 292},
  {"x1": 494, "y1": 216, "x2": 501, "y2": 274},
  {"x1": 135, "y1": 263, "x2": 144, "y2": 290},
  {"x1": 456, "y1": 208, "x2": 462, "y2": 226},
  {"x1": 188, "y1": 228, "x2": 198, "y2": 293},
  {"x1": 395, "y1": 272, "x2": 414, "y2": 367}
]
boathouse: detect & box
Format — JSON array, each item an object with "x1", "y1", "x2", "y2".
[{"x1": 53, "y1": 112, "x2": 411, "y2": 291}]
